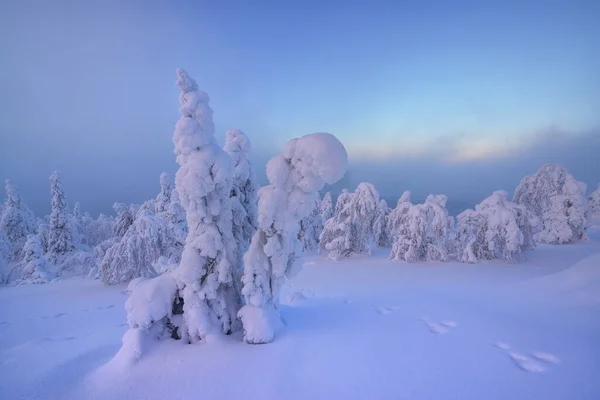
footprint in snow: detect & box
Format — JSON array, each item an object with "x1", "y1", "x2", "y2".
[
  {"x1": 54, "y1": 313, "x2": 67, "y2": 318},
  {"x1": 508, "y1": 352, "x2": 545, "y2": 372},
  {"x1": 375, "y1": 306, "x2": 400, "y2": 315},
  {"x1": 493, "y1": 342, "x2": 560, "y2": 372},
  {"x1": 0, "y1": 321, "x2": 7, "y2": 325},
  {"x1": 421, "y1": 317, "x2": 457, "y2": 335},
  {"x1": 532, "y1": 352, "x2": 560, "y2": 365},
  {"x1": 106, "y1": 305, "x2": 115, "y2": 309}
]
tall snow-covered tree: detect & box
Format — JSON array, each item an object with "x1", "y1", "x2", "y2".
[
  {"x1": 353, "y1": 182, "x2": 380, "y2": 252},
  {"x1": 513, "y1": 164, "x2": 588, "y2": 244},
  {"x1": 0, "y1": 233, "x2": 13, "y2": 283},
  {"x1": 319, "y1": 189, "x2": 357, "y2": 259},
  {"x1": 17, "y1": 234, "x2": 52, "y2": 284},
  {"x1": 389, "y1": 194, "x2": 452, "y2": 262},
  {"x1": 47, "y1": 171, "x2": 75, "y2": 263},
  {"x1": 170, "y1": 68, "x2": 239, "y2": 340},
  {"x1": 223, "y1": 129, "x2": 258, "y2": 292},
  {"x1": 320, "y1": 192, "x2": 334, "y2": 223},
  {"x1": 299, "y1": 195, "x2": 323, "y2": 252},
  {"x1": 155, "y1": 173, "x2": 172, "y2": 214},
  {"x1": 239, "y1": 132, "x2": 348, "y2": 344},
  {"x1": 456, "y1": 191, "x2": 536, "y2": 263},
  {"x1": 1, "y1": 180, "x2": 36, "y2": 260},
  {"x1": 112, "y1": 203, "x2": 136, "y2": 237}
]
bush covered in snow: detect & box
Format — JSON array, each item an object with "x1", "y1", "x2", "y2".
[
  {"x1": 15, "y1": 234, "x2": 53, "y2": 284},
  {"x1": 456, "y1": 191, "x2": 537, "y2": 263},
  {"x1": 1, "y1": 180, "x2": 36, "y2": 260},
  {"x1": 389, "y1": 193, "x2": 453, "y2": 262},
  {"x1": 513, "y1": 164, "x2": 589, "y2": 244},
  {"x1": 239, "y1": 132, "x2": 348, "y2": 344}
]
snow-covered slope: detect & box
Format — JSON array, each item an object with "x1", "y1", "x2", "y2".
[{"x1": 1, "y1": 241, "x2": 600, "y2": 400}]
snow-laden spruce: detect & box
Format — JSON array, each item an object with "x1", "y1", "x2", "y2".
[
  {"x1": 0, "y1": 180, "x2": 36, "y2": 260},
  {"x1": 389, "y1": 193, "x2": 453, "y2": 262},
  {"x1": 299, "y1": 194, "x2": 323, "y2": 251},
  {"x1": 374, "y1": 199, "x2": 392, "y2": 248},
  {"x1": 47, "y1": 171, "x2": 76, "y2": 264},
  {"x1": 239, "y1": 132, "x2": 348, "y2": 344},
  {"x1": 320, "y1": 191, "x2": 334, "y2": 223},
  {"x1": 155, "y1": 173, "x2": 172, "y2": 214},
  {"x1": 590, "y1": 184, "x2": 600, "y2": 215},
  {"x1": 319, "y1": 183, "x2": 380, "y2": 259},
  {"x1": 513, "y1": 164, "x2": 589, "y2": 244},
  {"x1": 0, "y1": 233, "x2": 13, "y2": 283},
  {"x1": 223, "y1": 129, "x2": 258, "y2": 294},
  {"x1": 172, "y1": 68, "x2": 240, "y2": 341},
  {"x1": 456, "y1": 190, "x2": 536, "y2": 263},
  {"x1": 112, "y1": 203, "x2": 137, "y2": 237},
  {"x1": 16, "y1": 234, "x2": 53, "y2": 284},
  {"x1": 319, "y1": 189, "x2": 357, "y2": 259}
]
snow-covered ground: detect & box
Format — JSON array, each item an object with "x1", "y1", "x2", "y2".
[{"x1": 2, "y1": 233, "x2": 600, "y2": 400}]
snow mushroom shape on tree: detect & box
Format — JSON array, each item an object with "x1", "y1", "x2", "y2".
[{"x1": 239, "y1": 132, "x2": 348, "y2": 344}]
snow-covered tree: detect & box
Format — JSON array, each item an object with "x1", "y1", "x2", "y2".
[
  {"x1": 47, "y1": 171, "x2": 75, "y2": 263},
  {"x1": 318, "y1": 183, "x2": 380, "y2": 259},
  {"x1": 298, "y1": 195, "x2": 323, "y2": 252},
  {"x1": 0, "y1": 233, "x2": 13, "y2": 283},
  {"x1": 17, "y1": 234, "x2": 52, "y2": 284},
  {"x1": 1, "y1": 180, "x2": 36, "y2": 260},
  {"x1": 513, "y1": 164, "x2": 588, "y2": 244},
  {"x1": 374, "y1": 199, "x2": 392, "y2": 248},
  {"x1": 456, "y1": 190, "x2": 536, "y2": 263},
  {"x1": 319, "y1": 189, "x2": 358, "y2": 259},
  {"x1": 389, "y1": 194, "x2": 452, "y2": 262},
  {"x1": 155, "y1": 173, "x2": 172, "y2": 214},
  {"x1": 239, "y1": 132, "x2": 348, "y2": 344},
  {"x1": 99, "y1": 205, "x2": 173, "y2": 285},
  {"x1": 224, "y1": 129, "x2": 258, "y2": 293},
  {"x1": 112, "y1": 203, "x2": 136, "y2": 237},
  {"x1": 320, "y1": 191, "x2": 333, "y2": 223},
  {"x1": 82, "y1": 213, "x2": 114, "y2": 247},
  {"x1": 589, "y1": 184, "x2": 600, "y2": 214}
]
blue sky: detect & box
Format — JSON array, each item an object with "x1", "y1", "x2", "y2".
[{"x1": 1, "y1": 0, "x2": 599, "y2": 215}]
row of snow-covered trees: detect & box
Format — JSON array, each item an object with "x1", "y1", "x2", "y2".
[{"x1": 313, "y1": 163, "x2": 597, "y2": 264}]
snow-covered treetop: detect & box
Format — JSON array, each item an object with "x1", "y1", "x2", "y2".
[
  {"x1": 224, "y1": 129, "x2": 252, "y2": 171},
  {"x1": 4, "y1": 180, "x2": 21, "y2": 208},
  {"x1": 173, "y1": 68, "x2": 216, "y2": 159},
  {"x1": 399, "y1": 190, "x2": 411, "y2": 204}
]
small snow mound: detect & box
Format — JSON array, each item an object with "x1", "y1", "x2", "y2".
[
  {"x1": 289, "y1": 292, "x2": 308, "y2": 304},
  {"x1": 112, "y1": 328, "x2": 146, "y2": 367},
  {"x1": 532, "y1": 352, "x2": 560, "y2": 364},
  {"x1": 526, "y1": 251, "x2": 600, "y2": 305},
  {"x1": 238, "y1": 304, "x2": 284, "y2": 344}
]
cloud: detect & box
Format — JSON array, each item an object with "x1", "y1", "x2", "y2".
[{"x1": 333, "y1": 127, "x2": 600, "y2": 214}]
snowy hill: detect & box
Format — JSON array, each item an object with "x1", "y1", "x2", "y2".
[{"x1": 1, "y1": 235, "x2": 600, "y2": 400}]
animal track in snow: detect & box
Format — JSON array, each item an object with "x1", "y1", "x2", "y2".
[
  {"x1": 374, "y1": 305, "x2": 400, "y2": 315},
  {"x1": 53, "y1": 313, "x2": 67, "y2": 318},
  {"x1": 508, "y1": 352, "x2": 545, "y2": 372},
  {"x1": 532, "y1": 352, "x2": 560, "y2": 364},
  {"x1": 420, "y1": 317, "x2": 457, "y2": 335},
  {"x1": 493, "y1": 342, "x2": 559, "y2": 372}
]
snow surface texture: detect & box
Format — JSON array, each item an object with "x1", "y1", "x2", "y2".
[
  {"x1": 513, "y1": 164, "x2": 589, "y2": 244},
  {"x1": 1, "y1": 236, "x2": 600, "y2": 400},
  {"x1": 239, "y1": 132, "x2": 348, "y2": 343}
]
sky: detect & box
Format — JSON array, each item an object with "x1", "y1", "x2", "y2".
[{"x1": 1, "y1": 0, "x2": 599, "y2": 216}]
